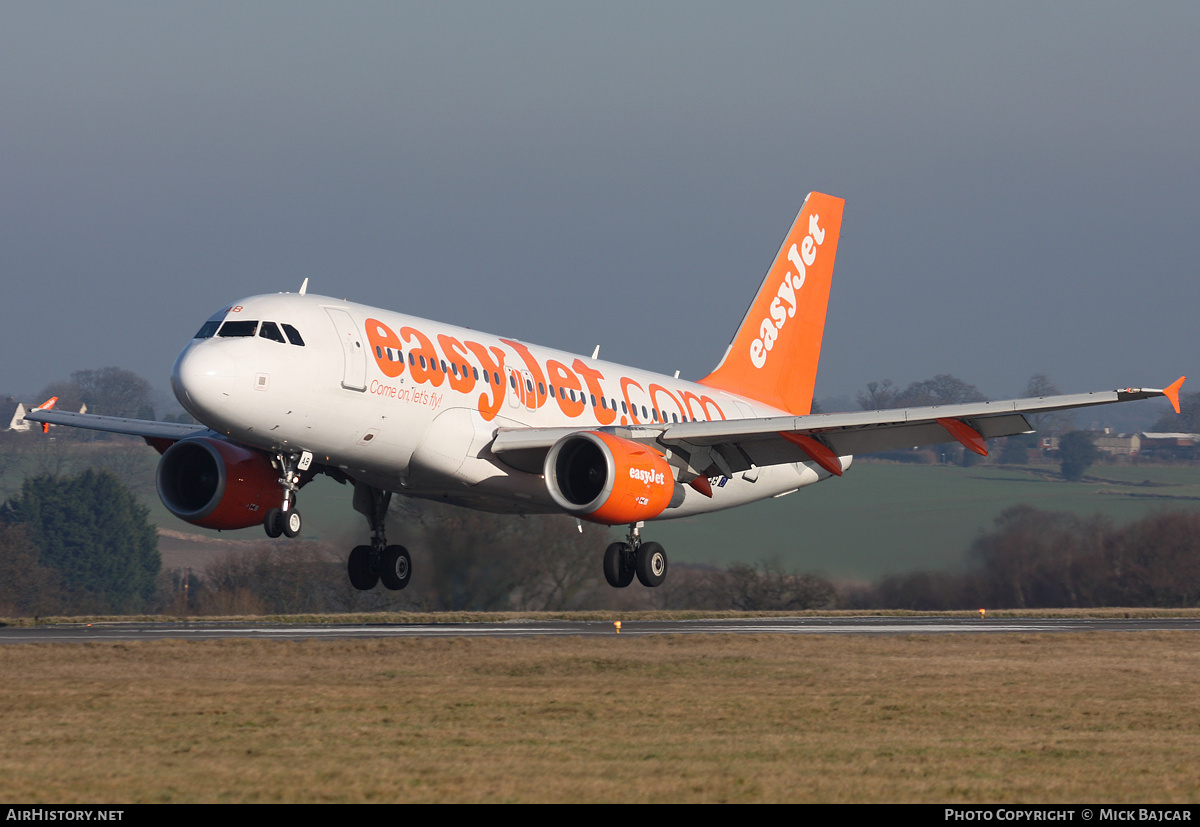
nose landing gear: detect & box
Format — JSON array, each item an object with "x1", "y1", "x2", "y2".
[{"x1": 263, "y1": 451, "x2": 310, "y2": 538}]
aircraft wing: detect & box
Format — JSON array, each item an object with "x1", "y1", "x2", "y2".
[
  {"x1": 491, "y1": 378, "x2": 1185, "y2": 478},
  {"x1": 20, "y1": 408, "x2": 208, "y2": 445}
]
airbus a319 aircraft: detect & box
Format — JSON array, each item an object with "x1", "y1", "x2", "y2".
[{"x1": 26, "y1": 192, "x2": 1184, "y2": 591}]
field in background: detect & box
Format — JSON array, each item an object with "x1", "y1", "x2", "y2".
[
  {"x1": 655, "y1": 462, "x2": 1200, "y2": 578},
  {"x1": 2, "y1": 632, "x2": 1198, "y2": 803},
  {"x1": 151, "y1": 461, "x2": 1200, "y2": 580},
  {"x1": 158, "y1": 460, "x2": 1200, "y2": 580},
  {"x1": 6, "y1": 441, "x2": 1199, "y2": 581}
]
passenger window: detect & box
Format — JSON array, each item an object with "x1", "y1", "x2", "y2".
[
  {"x1": 194, "y1": 320, "x2": 221, "y2": 339},
  {"x1": 218, "y1": 320, "x2": 258, "y2": 337},
  {"x1": 282, "y1": 324, "x2": 305, "y2": 346}
]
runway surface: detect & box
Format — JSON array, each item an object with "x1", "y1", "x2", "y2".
[{"x1": 3, "y1": 615, "x2": 1199, "y2": 643}]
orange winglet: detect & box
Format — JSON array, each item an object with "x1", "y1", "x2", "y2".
[
  {"x1": 1163, "y1": 376, "x2": 1186, "y2": 415},
  {"x1": 688, "y1": 475, "x2": 714, "y2": 498},
  {"x1": 936, "y1": 418, "x2": 988, "y2": 457},
  {"x1": 35, "y1": 397, "x2": 57, "y2": 434},
  {"x1": 779, "y1": 432, "x2": 843, "y2": 476}
]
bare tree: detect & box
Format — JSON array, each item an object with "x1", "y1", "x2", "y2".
[
  {"x1": 71, "y1": 367, "x2": 155, "y2": 419},
  {"x1": 857, "y1": 379, "x2": 897, "y2": 411}
]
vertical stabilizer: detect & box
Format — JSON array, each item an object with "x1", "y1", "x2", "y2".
[{"x1": 699, "y1": 192, "x2": 844, "y2": 415}]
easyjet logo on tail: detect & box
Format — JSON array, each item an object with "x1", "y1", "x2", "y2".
[
  {"x1": 750, "y1": 212, "x2": 826, "y2": 369},
  {"x1": 698, "y1": 192, "x2": 844, "y2": 416}
]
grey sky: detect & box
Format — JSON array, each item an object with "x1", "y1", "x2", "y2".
[{"x1": 2, "y1": 2, "x2": 1196, "y2": 412}]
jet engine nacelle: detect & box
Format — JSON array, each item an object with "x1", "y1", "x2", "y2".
[
  {"x1": 156, "y1": 437, "x2": 282, "y2": 530},
  {"x1": 544, "y1": 431, "x2": 677, "y2": 525}
]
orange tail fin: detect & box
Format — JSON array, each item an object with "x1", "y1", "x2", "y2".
[{"x1": 699, "y1": 192, "x2": 844, "y2": 415}]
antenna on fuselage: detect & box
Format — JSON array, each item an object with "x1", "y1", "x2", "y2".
[
  {"x1": 298, "y1": 278, "x2": 309, "y2": 295},
  {"x1": 591, "y1": 345, "x2": 600, "y2": 360}
]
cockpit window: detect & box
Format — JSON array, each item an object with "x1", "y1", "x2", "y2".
[
  {"x1": 259, "y1": 322, "x2": 286, "y2": 343},
  {"x1": 282, "y1": 324, "x2": 305, "y2": 346},
  {"x1": 218, "y1": 320, "x2": 259, "y2": 337},
  {"x1": 194, "y1": 320, "x2": 221, "y2": 339}
]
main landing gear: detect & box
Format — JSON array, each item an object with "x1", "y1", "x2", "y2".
[
  {"x1": 604, "y1": 523, "x2": 668, "y2": 589},
  {"x1": 347, "y1": 482, "x2": 411, "y2": 592},
  {"x1": 264, "y1": 451, "x2": 310, "y2": 539}
]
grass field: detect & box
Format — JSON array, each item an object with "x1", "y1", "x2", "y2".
[
  {"x1": 2, "y1": 632, "x2": 1199, "y2": 803},
  {"x1": 656, "y1": 462, "x2": 1200, "y2": 578}
]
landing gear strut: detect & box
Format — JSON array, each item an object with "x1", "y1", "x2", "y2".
[
  {"x1": 348, "y1": 482, "x2": 410, "y2": 591},
  {"x1": 603, "y1": 523, "x2": 668, "y2": 588},
  {"x1": 264, "y1": 451, "x2": 310, "y2": 539}
]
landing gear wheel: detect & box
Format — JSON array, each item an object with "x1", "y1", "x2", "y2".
[
  {"x1": 603, "y1": 542, "x2": 635, "y2": 588},
  {"x1": 348, "y1": 544, "x2": 378, "y2": 590},
  {"x1": 263, "y1": 508, "x2": 284, "y2": 538},
  {"x1": 635, "y1": 542, "x2": 668, "y2": 588},
  {"x1": 282, "y1": 509, "x2": 302, "y2": 538},
  {"x1": 380, "y1": 545, "x2": 411, "y2": 591}
]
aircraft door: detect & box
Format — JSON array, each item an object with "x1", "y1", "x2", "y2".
[
  {"x1": 521, "y1": 369, "x2": 536, "y2": 411},
  {"x1": 324, "y1": 307, "x2": 367, "y2": 391}
]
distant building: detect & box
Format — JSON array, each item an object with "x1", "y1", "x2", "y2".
[
  {"x1": 1140, "y1": 432, "x2": 1200, "y2": 460},
  {"x1": 1041, "y1": 430, "x2": 1142, "y2": 458},
  {"x1": 1, "y1": 397, "x2": 21, "y2": 431},
  {"x1": 1094, "y1": 432, "x2": 1141, "y2": 457}
]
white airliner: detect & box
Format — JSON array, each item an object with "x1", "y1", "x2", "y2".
[{"x1": 25, "y1": 192, "x2": 1184, "y2": 591}]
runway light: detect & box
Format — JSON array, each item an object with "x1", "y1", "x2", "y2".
[
  {"x1": 613, "y1": 621, "x2": 621, "y2": 634},
  {"x1": 979, "y1": 609, "x2": 986, "y2": 619}
]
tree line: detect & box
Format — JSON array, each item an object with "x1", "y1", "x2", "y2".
[{"x1": 843, "y1": 506, "x2": 1200, "y2": 610}]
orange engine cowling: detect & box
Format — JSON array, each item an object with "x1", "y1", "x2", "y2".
[
  {"x1": 544, "y1": 431, "x2": 677, "y2": 525},
  {"x1": 156, "y1": 437, "x2": 282, "y2": 530}
]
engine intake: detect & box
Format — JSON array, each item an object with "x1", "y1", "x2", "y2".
[
  {"x1": 544, "y1": 431, "x2": 677, "y2": 525},
  {"x1": 156, "y1": 437, "x2": 282, "y2": 530}
]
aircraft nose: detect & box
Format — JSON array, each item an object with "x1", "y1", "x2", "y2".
[{"x1": 172, "y1": 342, "x2": 236, "y2": 421}]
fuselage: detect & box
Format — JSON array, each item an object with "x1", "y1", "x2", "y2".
[{"x1": 171, "y1": 292, "x2": 845, "y2": 518}]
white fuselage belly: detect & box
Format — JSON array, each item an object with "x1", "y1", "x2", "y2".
[{"x1": 172, "y1": 292, "x2": 843, "y2": 520}]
